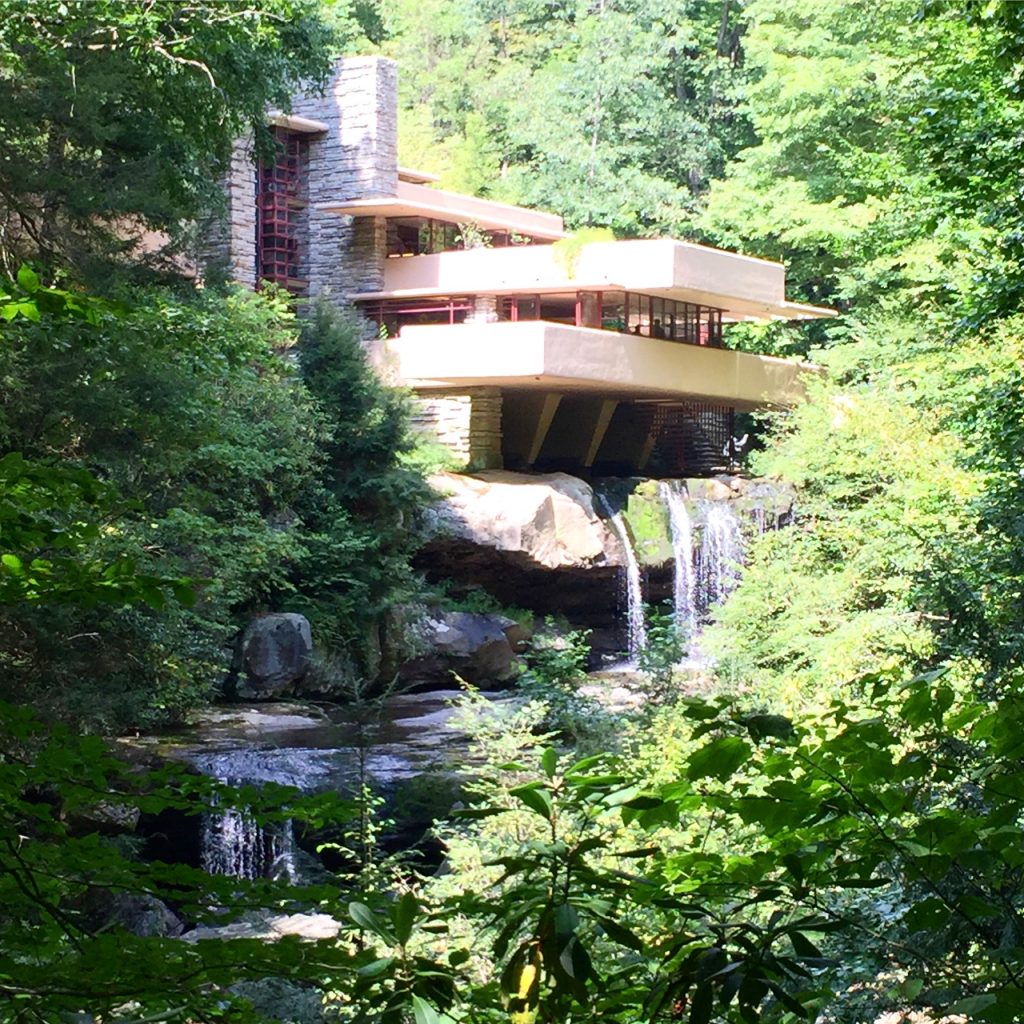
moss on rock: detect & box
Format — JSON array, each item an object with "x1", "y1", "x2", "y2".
[{"x1": 623, "y1": 482, "x2": 673, "y2": 567}]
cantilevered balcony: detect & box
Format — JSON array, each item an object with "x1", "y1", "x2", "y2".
[
  {"x1": 358, "y1": 237, "x2": 832, "y2": 416},
  {"x1": 382, "y1": 320, "x2": 817, "y2": 410},
  {"x1": 354, "y1": 239, "x2": 834, "y2": 322}
]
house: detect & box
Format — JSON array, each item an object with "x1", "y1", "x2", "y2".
[{"x1": 200, "y1": 57, "x2": 834, "y2": 477}]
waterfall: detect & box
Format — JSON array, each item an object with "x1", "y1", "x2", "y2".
[
  {"x1": 659, "y1": 481, "x2": 697, "y2": 647},
  {"x1": 695, "y1": 501, "x2": 744, "y2": 616},
  {"x1": 195, "y1": 750, "x2": 300, "y2": 882},
  {"x1": 657, "y1": 485, "x2": 750, "y2": 659},
  {"x1": 200, "y1": 806, "x2": 295, "y2": 881},
  {"x1": 597, "y1": 495, "x2": 647, "y2": 660}
]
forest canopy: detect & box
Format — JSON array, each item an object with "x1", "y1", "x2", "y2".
[{"x1": 5, "y1": 1, "x2": 1024, "y2": 1023}]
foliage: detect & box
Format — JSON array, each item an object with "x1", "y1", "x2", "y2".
[
  {"x1": 382, "y1": 0, "x2": 753, "y2": 234},
  {"x1": 9, "y1": 3, "x2": 1024, "y2": 1024},
  {"x1": 294, "y1": 300, "x2": 431, "y2": 677},
  {"x1": 0, "y1": 700, "x2": 358, "y2": 1023},
  {"x1": 701, "y1": 366, "x2": 979, "y2": 710},
  {"x1": 516, "y1": 622, "x2": 609, "y2": 744},
  {"x1": 0, "y1": 0, "x2": 336, "y2": 278},
  {"x1": 661, "y1": 672, "x2": 1024, "y2": 1022},
  {"x1": 637, "y1": 604, "x2": 687, "y2": 705},
  {"x1": 0, "y1": 285, "x2": 429, "y2": 727},
  {"x1": 0, "y1": 283, "x2": 320, "y2": 726},
  {"x1": 0, "y1": 452, "x2": 192, "y2": 610}
]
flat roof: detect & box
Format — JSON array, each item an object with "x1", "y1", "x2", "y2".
[
  {"x1": 319, "y1": 180, "x2": 566, "y2": 240},
  {"x1": 351, "y1": 239, "x2": 836, "y2": 322}
]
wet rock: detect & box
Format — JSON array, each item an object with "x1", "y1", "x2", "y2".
[
  {"x1": 235, "y1": 614, "x2": 312, "y2": 699},
  {"x1": 402, "y1": 610, "x2": 528, "y2": 688},
  {"x1": 107, "y1": 892, "x2": 184, "y2": 938}
]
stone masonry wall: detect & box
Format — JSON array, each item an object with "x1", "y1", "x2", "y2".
[
  {"x1": 197, "y1": 57, "x2": 398, "y2": 301},
  {"x1": 412, "y1": 389, "x2": 503, "y2": 470},
  {"x1": 196, "y1": 135, "x2": 257, "y2": 288},
  {"x1": 292, "y1": 57, "x2": 399, "y2": 308}
]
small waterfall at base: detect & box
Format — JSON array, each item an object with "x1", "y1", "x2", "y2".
[
  {"x1": 659, "y1": 482, "x2": 697, "y2": 648},
  {"x1": 695, "y1": 501, "x2": 744, "y2": 616},
  {"x1": 200, "y1": 807, "x2": 295, "y2": 881},
  {"x1": 194, "y1": 750, "x2": 300, "y2": 882},
  {"x1": 597, "y1": 494, "x2": 647, "y2": 661}
]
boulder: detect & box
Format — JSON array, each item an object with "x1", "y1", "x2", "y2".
[
  {"x1": 235, "y1": 614, "x2": 312, "y2": 699},
  {"x1": 416, "y1": 470, "x2": 796, "y2": 651},
  {"x1": 107, "y1": 892, "x2": 184, "y2": 938},
  {"x1": 182, "y1": 911, "x2": 341, "y2": 943},
  {"x1": 426, "y1": 470, "x2": 618, "y2": 571},
  {"x1": 401, "y1": 610, "x2": 529, "y2": 688},
  {"x1": 66, "y1": 799, "x2": 141, "y2": 837}
]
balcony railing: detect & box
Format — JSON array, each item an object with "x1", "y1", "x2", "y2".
[{"x1": 359, "y1": 290, "x2": 725, "y2": 348}]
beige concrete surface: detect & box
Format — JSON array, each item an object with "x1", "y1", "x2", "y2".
[
  {"x1": 357, "y1": 239, "x2": 834, "y2": 321},
  {"x1": 319, "y1": 180, "x2": 566, "y2": 239},
  {"x1": 385, "y1": 321, "x2": 818, "y2": 409}
]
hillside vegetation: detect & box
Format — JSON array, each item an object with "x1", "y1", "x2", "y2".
[{"x1": 5, "y1": 1, "x2": 1024, "y2": 1022}]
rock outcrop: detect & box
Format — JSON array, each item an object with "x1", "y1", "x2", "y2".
[
  {"x1": 425, "y1": 471, "x2": 619, "y2": 571},
  {"x1": 106, "y1": 893, "x2": 185, "y2": 938},
  {"x1": 401, "y1": 610, "x2": 530, "y2": 688},
  {"x1": 234, "y1": 613, "x2": 313, "y2": 699},
  {"x1": 417, "y1": 470, "x2": 795, "y2": 656}
]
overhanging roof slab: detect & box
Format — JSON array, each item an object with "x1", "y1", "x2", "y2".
[
  {"x1": 385, "y1": 321, "x2": 818, "y2": 409},
  {"x1": 319, "y1": 181, "x2": 566, "y2": 240},
  {"x1": 366, "y1": 240, "x2": 835, "y2": 322}
]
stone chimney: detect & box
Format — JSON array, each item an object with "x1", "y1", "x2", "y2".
[{"x1": 292, "y1": 57, "x2": 399, "y2": 305}]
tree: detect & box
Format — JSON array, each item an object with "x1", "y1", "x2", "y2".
[
  {"x1": 0, "y1": 0, "x2": 335, "y2": 278},
  {"x1": 383, "y1": 0, "x2": 753, "y2": 234}
]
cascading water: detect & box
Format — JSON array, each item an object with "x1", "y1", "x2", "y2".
[
  {"x1": 597, "y1": 495, "x2": 647, "y2": 660},
  {"x1": 194, "y1": 749, "x2": 308, "y2": 882},
  {"x1": 659, "y1": 481, "x2": 697, "y2": 647},
  {"x1": 694, "y1": 501, "x2": 744, "y2": 617},
  {"x1": 200, "y1": 807, "x2": 295, "y2": 881},
  {"x1": 655, "y1": 484, "x2": 753, "y2": 661}
]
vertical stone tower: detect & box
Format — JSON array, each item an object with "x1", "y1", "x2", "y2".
[
  {"x1": 197, "y1": 56, "x2": 399, "y2": 304},
  {"x1": 292, "y1": 57, "x2": 398, "y2": 303}
]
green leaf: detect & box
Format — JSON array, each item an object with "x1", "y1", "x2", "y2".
[
  {"x1": 349, "y1": 902, "x2": 398, "y2": 945},
  {"x1": 948, "y1": 994, "x2": 997, "y2": 1015},
  {"x1": 357, "y1": 957, "x2": 396, "y2": 978},
  {"x1": 594, "y1": 914, "x2": 644, "y2": 951},
  {"x1": 689, "y1": 982, "x2": 713, "y2": 1024},
  {"x1": 1, "y1": 554, "x2": 23, "y2": 575},
  {"x1": 554, "y1": 903, "x2": 578, "y2": 940},
  {"x1": 788, "y1": 931, "x2": 824, "y2": 959},
  {"x1": 686, "y1": 736, "x2": 752, "y2": 782},
  {"x1": 394, "y1": 892, "x2": 418, "y2": 946},
  {"x1": 541, "y1": 747, "x2": 558, "y2": 779},
  {"x1": 16, "y1": 265, "x2": 39, "y2": 293},
  {"x1": 411, "y1": 994, "x2": 441, "y2": 1024},
  {"x1": 558, "y1": 934, "x2": 592, "y2": 984},
  {"x1": 903, "y1": 897, "x2": 951, "y2": 931},
  {"x1": 900, "y1": 978, "x2": 924, "y2": 1000},
  {"x1": 451, "y1": 806, "x2": 508, "y2": 819},
  {"x1": 511, "y1": 783, "x2": 553, "y2": 819}
]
